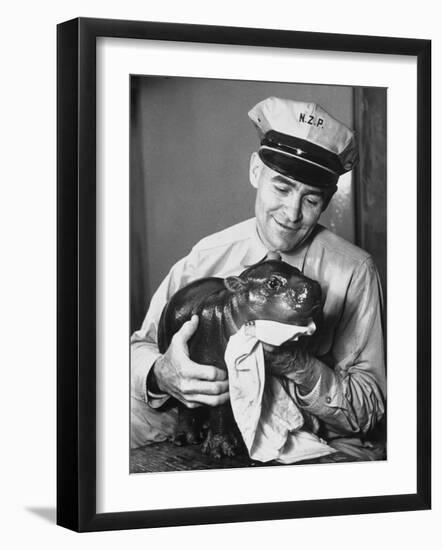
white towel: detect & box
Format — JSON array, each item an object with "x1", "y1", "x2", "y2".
[{"x1": 224, "y1": 320, "x2": 336, "y2": 464}]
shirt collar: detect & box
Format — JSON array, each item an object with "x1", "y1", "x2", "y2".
[
  {"x1": 241, "y1": 219, "x2": 316, "y2": 271},
  {"x1": 240, "y1": 222, "x2": 268, "y2": 267}
]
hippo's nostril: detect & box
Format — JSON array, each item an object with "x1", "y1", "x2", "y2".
[{"x1": 294, "y1": 283, "x2": 310, "y2": 303}]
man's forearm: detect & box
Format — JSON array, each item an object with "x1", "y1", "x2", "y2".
[
  {"x1": 285, "y1": 353, "x2": 386, "y2": 436},
  {"x1": 131, "y1": 341, "x2": 170, "y2": 407}
]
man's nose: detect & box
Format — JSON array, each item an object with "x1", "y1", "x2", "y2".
[{"x1": 283, "y1": 193, "x2": 302, "y2": 223}]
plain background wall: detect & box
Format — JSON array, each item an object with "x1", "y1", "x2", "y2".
[
  {"x1": 0, "y1": 1, "x2": 440, "y2": 548},
  {"x1": 131, "y1": 77, "x2": 358, "y2": 330}
]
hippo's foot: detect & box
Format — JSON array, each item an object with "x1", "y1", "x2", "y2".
[
  {"x1": 201, "y1": 430, "x2": 244, "y2": 459},
  {"x1": 173, "y1": 429, "x2": 204, "y2": 446},
  {"x1": 173, "y1": 407, "x2": 207, "y2": 446}
]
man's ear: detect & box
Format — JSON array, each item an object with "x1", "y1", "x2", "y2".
[
  {"x1": 249, "y1": 151, "x2": 262, "y2": 189},
  {"x1": 224, "y1": 276, "x2": 247, "y2": 293}
]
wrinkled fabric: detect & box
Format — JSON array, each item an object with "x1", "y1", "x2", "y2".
[
  {"x1": 130, "y1": 397, "x2": 178, "y2": 449},
  {"x1": 225, "y1": 323, "x2": 335, "y2": 463}
]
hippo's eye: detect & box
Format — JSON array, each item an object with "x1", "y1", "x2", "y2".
[{"x1": 267, "y1": 277, "x2": 281, "y2": 290}]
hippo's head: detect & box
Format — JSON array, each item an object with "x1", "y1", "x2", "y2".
[{"x1": 224, "y1": 260, "x2": 322, "y2": 327}]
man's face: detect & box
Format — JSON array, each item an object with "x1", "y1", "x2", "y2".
[{"x1": 250, "y1": 153, "x2": 332, "y2": 253}]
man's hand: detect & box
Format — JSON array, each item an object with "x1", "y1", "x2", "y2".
[
  {"x1": 151, "y1": 315, "x2": 229, "y2": 409},
  {"x1": 263, "y1": 342, "x2": 312, "y2": 378}
]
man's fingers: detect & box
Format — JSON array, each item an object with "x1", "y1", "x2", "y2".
[
  {"x1": 187, "y1": 362, "x2": 227, "y2": 381},
  {"x1": 174, "y1": 315, "x2": 199, "y2": 345},
  {"x1": 182, "y1": 391, "x2": 230, "y2": 408},
  {"x1": 179, "y1": 401, "x2": 201, "y2": 410},
  {"x1": 180, "y1": 379, "x2": 229, "y2": 396}
]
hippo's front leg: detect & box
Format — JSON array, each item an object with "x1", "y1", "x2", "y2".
[{"x1": 201, "y1": 403, "x2": 246, "y2": 459}]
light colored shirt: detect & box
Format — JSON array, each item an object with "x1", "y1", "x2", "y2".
[{"x1": 131, "y1": 218, "x2": 386, "y2": 439}]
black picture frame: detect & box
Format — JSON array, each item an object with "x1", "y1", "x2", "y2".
[{"x1": 57, "y1": 17, "x2": 431, "y2": 532}]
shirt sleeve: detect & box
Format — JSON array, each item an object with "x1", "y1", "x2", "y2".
[
  {"x1": 130, "y1": 253, "x2": 197, "y2": 408},
  {"x1": 286, "y1": 257, "x2": 386, "y2": 436}
]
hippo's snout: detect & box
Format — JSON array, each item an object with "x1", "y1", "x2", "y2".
[{"x1": 289, "y1": 281, "x2": 321, "y2": 315}]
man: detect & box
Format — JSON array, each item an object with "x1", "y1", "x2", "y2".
[{"x1": 131, "y1": 97, "x2": 386, "y2": 460}]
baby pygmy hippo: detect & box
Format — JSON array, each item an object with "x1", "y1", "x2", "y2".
[{"x1": 158, "y1": 260, "x2": 322, "y2": 459}]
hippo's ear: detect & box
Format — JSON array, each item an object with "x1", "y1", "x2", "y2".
[{"x1": 224, "y1": 276, "x2": 247, "y2": 293}]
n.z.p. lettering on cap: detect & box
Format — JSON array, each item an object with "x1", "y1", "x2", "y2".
[{"x1": 299, "y1": 112, "x2": 324, "y2": 128}]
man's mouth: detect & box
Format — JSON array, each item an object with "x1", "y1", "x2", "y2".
[{"x1": 272, "y1": 216, "x2": 299, "y2": 231}]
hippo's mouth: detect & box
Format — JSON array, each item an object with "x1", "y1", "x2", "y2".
[
  {"x1": 299, "y1": 302, "x2": 321, "y2": 316},
  {"x1": 289, "y1": 301, "x2": 321, "y2": 324}
]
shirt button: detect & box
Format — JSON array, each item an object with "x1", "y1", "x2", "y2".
[{"x1": 325, "y1": 396, "x2": 332, "y2": 404}]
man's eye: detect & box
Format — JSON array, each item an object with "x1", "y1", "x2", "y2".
[
  {"x1": 306, "y1": 197, "x2": 320, "y2": 206},
  {"x1": 274, "y1": 185, "x2": 290, "y2": 195}
]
